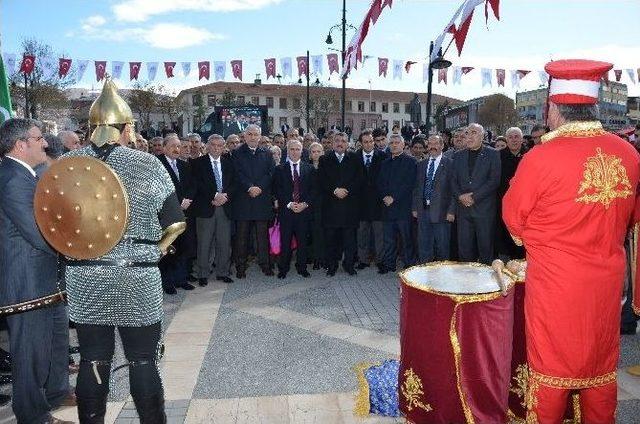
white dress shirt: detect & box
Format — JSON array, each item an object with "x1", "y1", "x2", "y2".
[
  {"x1": 209, "y1": 154, "x2": 223, "y2": 189},
  {"x1": 288, "y1": 159, "x2": 301, "y2": 178},
  {"x1": 362, "y1": 150, "x2": 374, "y2": 165}
]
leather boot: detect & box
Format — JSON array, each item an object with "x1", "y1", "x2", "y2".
[
  {"x1": 132, "y1": 393, "x2": 167, "y2": 424},
  {"x1": 76, "y1": 396, "x2": 107, "y2": 424}
]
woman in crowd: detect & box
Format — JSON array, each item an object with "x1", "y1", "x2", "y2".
[{"x1": 308, "y1": 142, "x2": 325, "y2": 269}]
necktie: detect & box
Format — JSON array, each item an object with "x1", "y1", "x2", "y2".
[
  {"x1": 364, "y1": 154, "x2": 371, "y2": 169},
  {"x1": 424, "y1": 158, "x2": 435, "y2": 205},
  {"x1": 170, "y1": 159, "x2": 179, "y2": 180},
  {"x1": 337, "y1": 154, "x2": 343, "y2": 163},
  {"x1": 212, "y1": 160, "x2": 223, "y2": 192},
  {"x1": 292, "y1": 163, "x2": 301, "y2": 203}
]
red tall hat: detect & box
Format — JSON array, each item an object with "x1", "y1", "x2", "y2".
[{"x1": 545, "y1": 59, "x2": 613, "y2": 105}]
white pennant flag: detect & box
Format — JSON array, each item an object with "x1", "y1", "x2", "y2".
[
  {"x1": 214, "y1": 61, "x2": 226, "y2": 81},
  {"x1": 181, "y1": 62, "x2": 192, "y2": 78},
  {"x1": 75, "y1": 60, "x2": 89, "y2": 82},
  {"x1": 392, "y1": 60, "x2": 403, "y2": 80},
  {"x1": 280, "y1": 57, "x2": 292, "y2": 79},
  {"x1": 452, "y1": 66, "x2": 462, "y2": 85},
  {"x1": 626, "y1": 69, "x2": 637, "y2": 85},
  {"x1": 538, "y1": 70, "x2": 549, "y2": 86},
  {"x1": 39, "y1": 56, "x2": 58, "y2": 80},
  {"x1": 510, "y1": 70, "x2": 520, "y2": 89},
  {"x1": 147, "y1": 62, "x2": 159, "y2": 81},
  {"x1": 311, "y1": 55, "x2": 323, "y2": 75},
  {"x1": 422, "y1": 63, "x2": 429, "y2": 83},
  {"x1": 481, "y1": 68, "x2": 492, "y2": 87},
  {"x1": 111, "y1": 61, "x2": 124, "y2": 79},
  {"x1": 2, "y1": 53, "x2": 16, "y2": 75}
]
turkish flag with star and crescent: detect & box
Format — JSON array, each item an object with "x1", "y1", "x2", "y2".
[
  {"x1": 231, "y1": 60, "x2": 242, "y2": 81},
  {"x1": 59, "y1": 58, "x2": 72, "y2": 78},
  {"x1": 20, "y1": 55, "x2": 35, "y2": 75},
  {"x1": 378, "y1": 58, "x2": 388, "y2": 77},
  {"x1": 95, "y1": 61, "x2": 106, "y2": 81},
  {"x1": 198, "y1": 61, "x2": 210, "y2": 80},
  {"x1": 129, "y1": 62, "x2": 141, "y2": 80},
  {"x1": 265, "y1": 58, "x2": 276, "y2": 79},
  {"x1": 164, "y1": 62, "x2": 176, "y2": 78},
  {"x1": 327, "y1": 53, "x2": 339, "y2": 75}
]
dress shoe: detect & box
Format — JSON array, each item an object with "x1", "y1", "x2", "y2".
[
  {"x1": 198, "y1": 278, "x2": 208, "y2": 287},
  {"x1": 44, "y1": 415, "x2": 75, "y2": 424},
  {"x1": 277, "y1": 271, "x2": 287, "y2": 279},
  {"x1": 163, "y1": 287, "x2": 177, "y2": 295},
  {"x1": 621, "y1": 324, "x2": 637, "y2": 335},
  {"x1": 187, "y1": 275, "x2": 197, "y2": 283},
  {"x1": 236, "y1": 270, "x2": 246, "y2": 279},
  {"x1": 326, "y1": 268, "x2": 337, "y2": 277},
  {"x1": 0, "y1": 393, "x2": 9, "y2": 407},
  {"x1": 0, "y1": 374, "x2": 11, "y2": 385},
  {"x1": 312, "y1": 261, "x2": 321, "y2": 270},
  {"x1": 345, "y1": 268, "x2": 357, "y2": 276},
  {"x1": 356, "y1": 262, "x2": 370, "y2": 270},
  {"x1": 216, "y1": 276, "x2": 234, "y2": 284},
  {"x1": 178, "y1": 282, "x2": 195, "y2": 291},
  {"x1": 297, "y1": 269, "x2": 310, "y2": 278}
]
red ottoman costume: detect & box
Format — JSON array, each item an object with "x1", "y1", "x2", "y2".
[{"x1": 503, "y1": 59, "x2": 640, "y2": 423}]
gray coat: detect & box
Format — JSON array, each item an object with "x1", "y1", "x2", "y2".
[
  {"x1": 231, "y1": 143, "x2": 276, "y2": 221},
  {"x1": 0, "y1": 158, "x2": 58, "y2": 306},
  {"x1": 451, "y1": 146, "x2": 501, "y2": 218},
  {"x1": 412, "y1": 155, "x2": 456, "y2": 223}
]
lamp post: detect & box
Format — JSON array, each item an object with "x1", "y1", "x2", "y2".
[
  {"x1": 326, "y1": 0, "x2": 357, "y2": 131},
  {"x1": 425, "y1": 41, "x2": 452, "y2": 134}
]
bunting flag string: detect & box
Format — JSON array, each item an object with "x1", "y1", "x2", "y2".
[{"x1": 164, "y1": 62, "x2": 176, "y2": 78}]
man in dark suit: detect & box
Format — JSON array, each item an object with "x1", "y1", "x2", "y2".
[
  {"x1": 185, "y1": 134, "x2": 236, "y2": 284},
  {"x1": 273, "y1": 139, "x2": 315, "y2": 278},
  {"x1": 317, "y1": 132, "x2": 364, "y2": 276},
  {"x1": 157, "y1": 134, "x2": 196, "y2": 294},
  {"x1": 355, "y1": 129, "x2": 385, "y2": 269},
  {"x1": 412, "y1": 135, "x2": 455, "y2": 263},
  {"x1": 451, "y1": 123, "x2": 501, "y2": 264},
  {"x1": 0, "y1": 119, "x2": 72, "y2": 424},
  {"x1": 377, "y1": 134, "x2": 417, "y2": 273},
  {"x1": 232, "y1": 124, "x2": 276, "y2": 278}
]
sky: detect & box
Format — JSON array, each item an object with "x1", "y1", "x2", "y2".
[{"x1": 1, "y1": 0, "x2": 639, "y2": 101}]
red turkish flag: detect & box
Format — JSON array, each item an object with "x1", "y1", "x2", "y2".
[
  {"x1": 378, "y1": 58, "x2": 388, "y2": 77},
  {"x1": 382, "y1": 0, "x2": 392, "y2": 9},
  {"x1": 231, "y1": 60, "x2": 242, "y2": 81},
  {"x1": 454, "y1": 11, "x2": 474, "y2": 56},
  {"x1": 58, "y1": 58, "x2": 72, "y2": 78},
  {"x1": 296, "y1": 56, "x2": 308, "y2": 77},
  {"x1": 129, "y1": 62, "x2": 141, "y2": 80},
  {"x1": 370, "y1": 0, "x2": 382, "y2": 24},
  {"x1": 20, "y1": 55, "x2": 35, "y2": 75},
  {"x1": 198, "y1": 61, "x2": 210, "y2": 80},
  {"x1": 496, "y1": 69, "x2": 505, "y2": 86},
  {"x1": 95, "y1": 61, "x2": 106, "y2": 82},
  {"x1": 265, "y1": 58, "x2": 276, "y2": 79},
  {"x1": 462, "y1": 66, "x2": 474, "y2": 75},
  {"x1": 438, "y1": 68, "x2": 447, "y2": 84},
  {"x1": 614, "y1": 69, "x2": 622, "y2": 82},
  {"x1": 327, "y1": 53, "x2": 339, "y2": 75},
  {"x1": 485, "y1": 0, "x2": 500, "y2": 21},
  {"x1": 164, "y1": 62, "x2": 176, "y2": 78},
  {"x1": 517, "y1": 69, "x2": 531, "y2": 79},
  {"x1": 404, "y1": 61, "x2": 417, "y2": 73}
]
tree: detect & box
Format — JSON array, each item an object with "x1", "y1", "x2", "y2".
[
  {"x1": 292, "y1": 85, "x2": 339, "y2": 132},
  {"x1": 477, "y1": 94, "x2": 519, "y2": 135},
  {"x1": 154, "y1": 85, "x2": 180, "y2": 130},
  {"x1": 9, "y1": 38, "x2": 74, "y2": 120},
  {"x1": 127, "y1": 81, "x2": 157, "y2": 133},
  {"x1": 218, "y1": 89, "x2": 237, "y2": 107}
]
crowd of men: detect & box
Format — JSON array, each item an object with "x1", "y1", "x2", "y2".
[{"x1": 54, "y1": 121, "x2": 560, "y2": 295}]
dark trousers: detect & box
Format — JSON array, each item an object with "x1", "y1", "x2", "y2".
[
  {"x1": 6, "y1": 304, "x2": 69, "y2": 424},
  {"x1": 417, "y1": 216, "x2": 451, "y2": 263},
  {"x1": 325, "y1": 227, "x2": 357, "y2": 271},
  {"x1": 457, "y1": 213, "x2": 495, "y2": 265},
  {"x1": 159, "y1": 244, "x2": 188, "y2": 291},
  {"x1": 234, "y1": 220, "x2": 270, "y2": 271},
  {"x1": 381, "y1": 219, "x2": 414, "y2": 270},
  {"x1": 278, "y1": 217, "x2": 310, "y2": 273},
  {"x1": 310, "y1": 209, "x2": 325, "y2": 264},
  {"x1": 75, "y1": 322, "x2": 163, "y2": 401}
]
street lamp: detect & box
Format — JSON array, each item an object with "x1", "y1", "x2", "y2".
[
  {"x1": 425, "y1": 41, "x2": 452, "y2": 134},
  {"x1": 325, "y1": 0, "x2": 357, "y2": 130}
]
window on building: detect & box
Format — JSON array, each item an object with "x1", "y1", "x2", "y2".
[
  {"x1": 293, "y1": 117, "x2": 301, "y2": 128},
  {"x1": 393, "y1": 103, "x2": 400, "y2": 113},
  {"x1": 266, "y1": 97, "x2": 274, "y2": 108},
  {"x1": 405, "y1": 104, "x2": 411, "y2": 114},
  {"x1": 382, "y1": 103, "x2": 389, "y2": 113},
  {"x1": 361, "y1": 119, "x2": 367, "y2": 130},
  {"x1": 370, "y1": 101, "x2": 376, "y2": 112},
  {"x1": 237, "y1": 96, "x2": 245, "y2": 105},
  {"x1": 267, "y1": 116, "x2": 274, "y2": 130},
  {"x1": 279, "y1": 98, "x2": 287, "y2": 109},
  {"x1": 207, "y1": 94, "x2": 216, "y2": 107},
  {"x1": 346, "y1": 101, "x2": 353, "y2": 111},
  {"x1": 279, "y1": 117, "x2": 288, "y2": 126},
  {"x1": 251, "y1": 96, "x2": 259, "y2": 105},
  {"x1": 371, "y1": 119, "x2": 378, "y2": 128},
  {"x1": 293, "y1": 98, "x2": 301, "y2": 109},
  {"x1": 192, "y1": 94, "x2": 202, "y2": 106},
  {"x1": 357, "y1": 101, "x2": 365, "y2": 112}
]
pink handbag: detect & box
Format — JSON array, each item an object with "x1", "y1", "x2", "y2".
[{"x1": 269, "y1": 218, "x2": 298, "y2": 255}]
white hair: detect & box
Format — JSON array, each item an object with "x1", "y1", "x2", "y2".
[{"x1": 505, "y1": 127, "x2": 523, "y2": 138}]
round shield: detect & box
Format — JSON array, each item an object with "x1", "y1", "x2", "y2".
[{"x1": 34, "y1": 156, "x2": 129, "y2": 259}]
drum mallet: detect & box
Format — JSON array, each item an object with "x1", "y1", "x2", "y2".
[{"x1": 491, "y1": 259, "x2": 509, "y2": 297}]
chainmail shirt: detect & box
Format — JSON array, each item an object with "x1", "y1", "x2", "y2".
[{"x1": 62, "y1": 146, "x2": 175, "y2": 326}]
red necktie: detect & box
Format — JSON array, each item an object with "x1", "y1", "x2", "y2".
[{"x1": 292, "y1": 163, "x2": 300, "y2": 203}]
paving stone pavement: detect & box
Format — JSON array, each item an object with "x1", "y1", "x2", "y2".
[{"x1": 0, "y1": 265, "x2": 636, "y2": 423}]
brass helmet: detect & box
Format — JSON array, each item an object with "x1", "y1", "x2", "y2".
[{"x1": 89, "y1": 77, "x2": 135, "y2": 147}]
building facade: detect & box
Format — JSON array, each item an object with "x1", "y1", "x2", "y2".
[{"x1": 175, "y1": 80, "x2": 461, "y2": 137}]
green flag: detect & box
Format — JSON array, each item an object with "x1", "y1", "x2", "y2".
[{"x1": 0, "y1": 55, "x2": 12, "y2": 124}]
